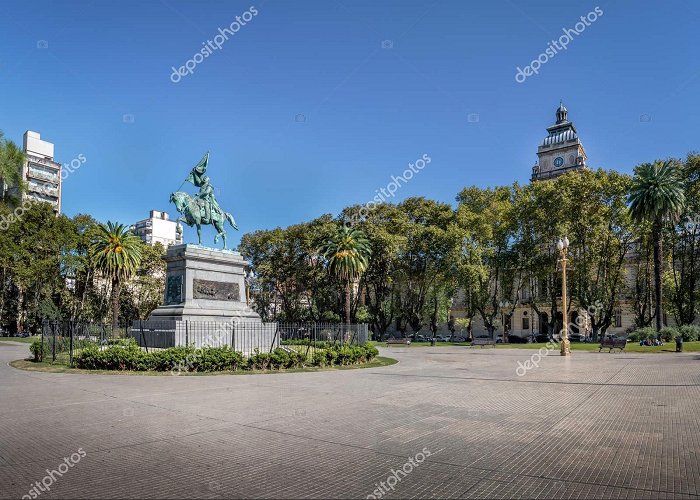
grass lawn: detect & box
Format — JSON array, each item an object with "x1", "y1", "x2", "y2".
[
  {"x1": 373, "y1": 340, "x2": 700, "y2": 353},
  {"x1": 0, "y1": 336, "x2": 37, "y2": 344},
  {"x1": 9, "y1": 356, "x2": 398, "y2": 376}
]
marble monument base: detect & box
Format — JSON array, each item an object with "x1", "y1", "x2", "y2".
[{"x1": 148, "y1": 244, "x2": 261, "y2": 323}]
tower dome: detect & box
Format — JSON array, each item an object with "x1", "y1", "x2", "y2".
[{"x1": 556, "y1": 101, "x2": 568, "y2": 123}]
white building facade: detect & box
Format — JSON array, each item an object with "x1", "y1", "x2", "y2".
[
  {"x1": 131, "y1": 210, "x2": 183, "y2": 247},
  {"x1": 22, "y1": 131, "x2": 62, "y2": 213}
]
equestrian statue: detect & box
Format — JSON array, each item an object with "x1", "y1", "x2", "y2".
[{"x1": 169, "y1": 152, "x2": 238, "y2": 249}]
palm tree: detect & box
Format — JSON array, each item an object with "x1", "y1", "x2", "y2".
[
  {"x1": 319, "y1": 225, "x2": 372, "y2": 323},
  {"x1": 0, "y1": 131, "x2": 26, "y2": 202},
  {"x1": 89, "y1": 222, "x2": 143, "y2": 331},
  {"x1": 628, "y1": 160, "x2": 685, "y2": 331}
]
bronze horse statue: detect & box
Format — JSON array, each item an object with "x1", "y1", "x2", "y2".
[{"x1": 169, "y1": 191, "x2": 238, "y2": 249}]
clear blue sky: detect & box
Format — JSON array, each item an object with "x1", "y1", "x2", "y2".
[{"x1": 1, "y1": 0, "x2": 698, "y2": 247}]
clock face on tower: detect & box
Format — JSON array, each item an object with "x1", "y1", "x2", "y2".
[{"x1": 553, "y1": 156, "x2": 564, "y2": 168}]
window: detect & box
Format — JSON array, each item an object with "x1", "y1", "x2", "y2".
[
  {"x1": 614, "y1": 308, "x2": 622, "y2": 328},
  {"x1": 522, "y1": 317, "x2": 530, "y2": 331}
]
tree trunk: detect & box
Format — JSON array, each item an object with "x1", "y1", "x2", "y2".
[
  {"x1": 653, "y1": 219, "x2": 663, "y2": 332},
  {"x1": 431, "y1": 292, "x2": 438, "y2": 337},
  {"x1": 344, "y1": 282, "x2": 351, "y2": 324},
  {"x1": 111, "y1": 277, "x2": 120, "y2": 333},
  {"x1": 487, "y1": 325, "x2": 495, "y2": 341},
  {"x1": 16, "y1": 286, "x2": 24, "y2": 333}
]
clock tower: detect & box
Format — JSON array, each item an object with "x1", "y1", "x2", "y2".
[{"x1": 531, "y1": 102, "x2": 588, "y2": 181}]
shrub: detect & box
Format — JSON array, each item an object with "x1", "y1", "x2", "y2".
[
  {"x1": 84, "y1": 342, "x2": 148, "y2": 370},
  {"x1": 248, "y1": 350, "x2": 272, "y2": 370},
  {"x1": 30, "y1": 338, "x2": 45, "y2": 361},
  {"x1": 678, "y1": 325, "x2": 700, "y2": 342},
  {"x1": 659, "y1": 327, "x2": 680, "y2": 342},
  {"x1": 72, "y1": 342, "x2": 378, "y2": 372},
  {"x1": 310, "y1": 344, "x2": 378, "y2": 367},
  {"x1": 149, "y1": 346, "x2": 195, "y2": 371},
  {"x1": 628, "y1": 327, "x2": 657, "y2": 342},
  {"x1": 196, "y1": 346, "x2": 245, "y2": 372},
  {"x1": 311, "y1": 350, "x2": 328, "y2": 367}
]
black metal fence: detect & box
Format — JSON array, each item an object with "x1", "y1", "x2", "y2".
[
  {"x1": 277, "y1": 322, "x2": 370, "y2": 345},
  {"x1": 129, "y1": 320, "x2": 369, "y2": 353},
  {"x1": 38, "y1": 320, "x2": 370, "y2": 366},
  {"x1": 40, "y1": 321, "x2": 128, "y2": 365}
]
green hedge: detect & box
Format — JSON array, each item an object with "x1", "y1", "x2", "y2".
[
  {"x1": 628, "y1": 325, "x2": 700, "y2": 342},
  {"x1": 71, "y1": 339, "x2": 379, "y2": 372}
]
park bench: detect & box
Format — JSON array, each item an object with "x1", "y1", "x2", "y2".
[
  {"x1": 386, "y1": 338, "x2": 411, "y2": 345},
  {"x1": 599, "y1": 338, "x2": 626, "y2": 352},
  {"x1": 471, "y1": 338, "x2": 496, "y2": 348}
]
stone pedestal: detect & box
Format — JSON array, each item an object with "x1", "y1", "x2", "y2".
[{"x1": 148, "y1": 244, "x2": 261, "y2": 322}]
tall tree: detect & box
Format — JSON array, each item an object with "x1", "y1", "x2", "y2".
[
  {"x1": 239, "y1": 215, "x2": 337, "y2": 321},
  {"x1": 0, "y1": 131, "x2": 26, "y2": 203},
  {"x1": 628, "y1": 160, "x2": 686, "y2": 331},
  {"x1": 395, "y1": 198, "x2": 458, "y2": 334},
  {"x1": 124, "y1": 242, "x2": 167, "y2": 321},
  {"x1": 89, "y1": 222, "x2": 143, "y2": 330},
  {"x1": 319, "y1": 225, "x2": 371, "y2": 323},
  {"x1": 0, "y1": 202, "x2": 77, "y2": 331},
  {"x1": 513, "y1": 178, "x2": 568, "y2": 338},
  {"x1": 342, "y1": 203, "x2": 408, "y2": 338},
  {"x1": 457, "y1": 185, "x2": 520, "y2": 339},
  {"x1": 666, "y1": 153, "x2": 700, "y2": 325},
  {"x1": 562, "y1": 170, "x2": 634, "y2": 339}
]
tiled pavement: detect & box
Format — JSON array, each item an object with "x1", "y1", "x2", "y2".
[{"x1": 1, "y1": 342, "x2": 699, "y2": 499}]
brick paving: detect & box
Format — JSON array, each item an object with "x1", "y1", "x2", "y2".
[{"x1": 0, "y1": 342, "x2": 698, "y2": 499}]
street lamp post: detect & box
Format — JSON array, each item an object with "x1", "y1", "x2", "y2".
[{"x1": 557, "y1": 236, "x2": 571, "y2": 357}]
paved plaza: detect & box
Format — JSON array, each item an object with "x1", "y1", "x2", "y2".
[{"x1": 1, "y1": 342, "x2": 699, "y2": 499}]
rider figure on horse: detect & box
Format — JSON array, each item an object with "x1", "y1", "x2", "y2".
[
  {"x1": 172, "y1": 152, "x2": 238, "y2": 248},
  {"x1": 185, "y1": 153, "x2": 222, "y2": 222},
  {"x1": 196, "y1": 176, "x2": 222, "y2": 222}
]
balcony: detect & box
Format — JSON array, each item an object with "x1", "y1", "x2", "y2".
[
  {"x1": 26, "y1": 154, "x2": 60, "y2": 170},
  {"x1": 27, "y1": 169, "x2": 59, "y2": 184}
]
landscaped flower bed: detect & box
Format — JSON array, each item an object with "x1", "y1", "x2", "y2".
[{"x1": 29, "y1": 337, "x2": 379, "y2": 372}]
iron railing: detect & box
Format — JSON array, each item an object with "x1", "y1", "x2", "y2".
[{"x1": 39, "y1": 320, "x2": 370, "y2": 367}]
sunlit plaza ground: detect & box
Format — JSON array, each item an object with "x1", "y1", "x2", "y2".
[{"x1": 1, "y1": 341, "x2": 698, "y2": 499}]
